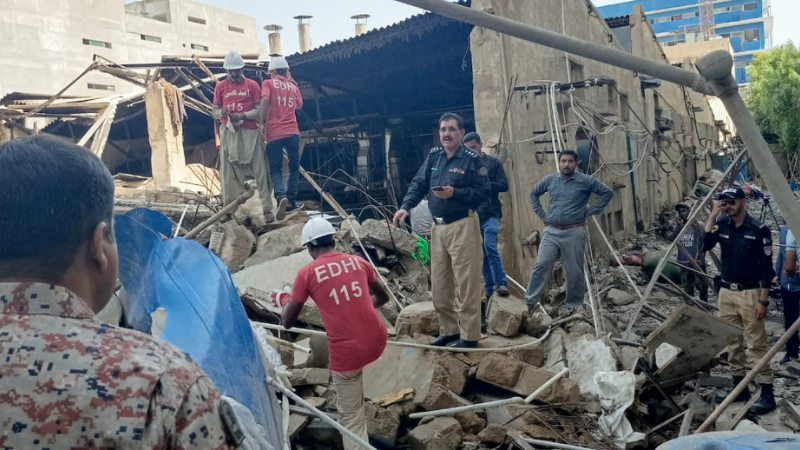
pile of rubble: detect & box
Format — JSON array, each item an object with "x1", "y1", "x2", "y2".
[{"x1": 128, "y1": 186, "x2": 800, "y2": 449}]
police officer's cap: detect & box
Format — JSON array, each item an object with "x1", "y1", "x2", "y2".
[{"x1": 716, "y1": 186, "x2": 746, "y2": 200}]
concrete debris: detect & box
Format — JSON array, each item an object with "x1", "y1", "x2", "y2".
[
  {"x1": 487, "y1": 295, "x2": 527, "y2": 336},
  {"x1": 476, "y1": 353, "x2": 581, "y2": 404},
  {"x1": 365, "y1": 403, "x2": 401, "y2": 446},
  {"x1": 217, "y1": 220, "x2": 256, "y2": 273},
  {"x1": 359, "y1": 219, "x2": 419, "y2": 255},
  {"x1": 363, "y1": 344, "x2": 437, "y2": 406},
  {"x1": 605, "y1": 288, "x2": 635, "y2": 306},
  {"x1": 408, "y1": 417, "x2": 464, "y2": 450},
  {"x1": 232, "y1": 251, "x2": 313, "y2": 294},
  {"x1": 419, "y1": 384, "x2": 471, "y2": 412},
  {"x1": 644, "y1": 305, "x2": 741, "y2": 381},
  {"x1": 370, "y1": 388, "x2": 415, "y2": 407},
  {"x1": 477, "y1": 423, "x2": 507, "y2": 444},
  {"x1": 288, "y1": 368, "x2": 330, "y2": 386},
  {"x1": 395, "y1": 301, "x2": 439, "y2": 337},
  {"x1": 453, "y1": 410, "x2": 486, "y2": 435},
  {"x1": 433, "y1": 353, "x2": 471, "y2": 395},
  {"x1": 524, "y1": 309, "x2": 553, "y2": 337},
  {"x1": 243, "y1": 222, "x2": 305, "y2": 268}
]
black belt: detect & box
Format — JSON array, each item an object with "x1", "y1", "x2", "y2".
[
  {"x1": 433, "y1": 209, "x2": 472, "y2": 225},
  {"x1": 719, "y1": 280, "x2": 761, "y2": 291}
]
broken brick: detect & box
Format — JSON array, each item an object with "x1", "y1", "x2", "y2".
[
  {"x1": 408, "y1": 417, "x2": 464, "y2": 450},
  {"x1": 395, "y1": 301, "x2": 439, "y2": 337},
  {"x1": 477, "y1": 423, "x2": 507, "y2": 444},
  {"x1": 288, "y1": 368, "x2": 330, "y2": 386},
  {"x1": 487, "y1": 296, "x2": 527, "y2": 336}
]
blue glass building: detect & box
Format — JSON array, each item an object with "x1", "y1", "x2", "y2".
[{"x1": 598, "y1": 0, "x2": 773, "y2": 84}]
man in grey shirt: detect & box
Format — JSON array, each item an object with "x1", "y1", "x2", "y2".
[{"x1": 526, "y1": 150, "x2": 613, "y2": 313}]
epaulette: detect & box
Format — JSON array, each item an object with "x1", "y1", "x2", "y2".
[
  {"x1": 464, "y1": 148, "x2": 479, "y2": 159},
  {"x1": 430, "y1": 146, "x2": 444, "y2": 154}
]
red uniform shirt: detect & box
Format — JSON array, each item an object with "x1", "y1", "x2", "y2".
[
  {"x1": 292, "y1": 252, "x2": 387, "y2": 372},
  {"x1": 213, "y1": 78, "x2": 261, "y2": 129},
  {"x1": 261, "y1": 76, "x2": 303, "y2": 141}
]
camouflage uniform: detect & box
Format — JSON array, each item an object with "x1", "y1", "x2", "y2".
[{"x1": 0, "y1": 282, "x2": 237, "y2": 449}]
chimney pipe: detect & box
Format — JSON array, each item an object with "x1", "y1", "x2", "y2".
[
  {"x1": 294, "y1": 14, "x2": 313, "y2": 53},
  {"x1": 264, "y1": 24, "x2": 283, "y2": 55},
  {"x1": 351, "y1": 13, "x2": 371, "y2": 36}
]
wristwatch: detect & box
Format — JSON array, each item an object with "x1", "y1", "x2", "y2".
[{"x1": 758, "y1": 300, "x2": 770, "y2": 307}]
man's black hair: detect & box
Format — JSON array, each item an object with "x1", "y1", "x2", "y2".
[
  {"x1": 438, "y1": 112, "x2": 464, "y2": 130},
  {"x1": 307, "y1": 234, "x2": 336, "y2": 250},
  {"x1": 0, "y1": 136, "x2": 115, "y2": 280},
  {"x1": 559, "y1": 149, "x2": 579, "y2": 162},
  {"x1": 463, "y1": 132, "x2": 481, "y2": 144}
]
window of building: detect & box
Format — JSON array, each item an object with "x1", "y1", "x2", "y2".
[
  {"x1": 191, "y1": 43, "x2": 209, "y2": 51},
  {"x1": 569, "y1": 60, "x2": 584, "y2": 83},
  {"x1": 729, "y1": 5, "x2": 744, "y2": 12},
  {"x1": 82, "y1": 38, "x2": 112, "y2": 49},
  {"x1": 744, "y1": 2, "x2": 758, "y2": 11},
  {"x1": 653, "y1": 16, "x2": 671, "y2": 23},
  {"x1": 673, "y1": 14, "x2": 683, "y2": 20},
  {"x1": 188, "y1": 16, "x2": 206, "y2": 25},
  {"x1": 88, "y1": 83, "x2": 115, "y2": 91},
  {"x1": 744, "y1": 29, "x2": 760, "y2": 41},
  {"x1": 619, "y1": 92, "x2": 630, "y2": 122},
  {"x1": 140, "y1": 34, "x2": 162, "y2": 43},
  {"x1": 228, "y1": 25, "x2": 245, "y2": 34}
]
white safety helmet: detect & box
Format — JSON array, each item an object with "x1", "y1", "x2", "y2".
[
  {"x1": 269, "y1": 55, "x2": 290, "y2": 72},
  {"x1": 223, "y1": 51, "x2": 245, "y2": 70},
  {"x1": 301, "y1": 218, "x2": 337, "y2": 246}
]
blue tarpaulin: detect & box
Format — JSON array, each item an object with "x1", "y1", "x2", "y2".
[
  {"x1": 115, "y1": 208, "x2": 280, "y2": 439},
  {"x1": 658, "y1": 431, "x2": 800, "y2": 450}
]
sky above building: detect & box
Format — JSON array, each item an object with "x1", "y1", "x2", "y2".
[{"x1": 196, "y1": 0, "x2": 799, "y2": 55}]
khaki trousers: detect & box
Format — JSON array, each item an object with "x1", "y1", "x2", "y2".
[
  {"x1": 219, "y1": 126, "x2": 274, "y2": 211},
  {"x1": 331, "y1": 369, "x2": 368, "y2": 450},
  {"x1": 430, "y1": 212, "x2": 484, "y2": 341},
  {"x1": 718, "y1": 288, "x2": 774, "y2": 384}
]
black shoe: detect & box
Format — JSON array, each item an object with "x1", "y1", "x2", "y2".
[
  {"x1": 780, "y1": 354, "x2": 798, "y2": 365},
  {"x1": 749, "y1": 384, "x2": 777, "y2": 415},
  {"x1": 480, "y1": 302, "x2": 488, "y2": 334},
  {"x1": 714, "y1": 375, "x2": 751, "y2": 404},
  {"x1": 496, "y1": 285, "x2": 510, "y2": 297},
  {"x1": 275, "y1": 197, "x2": 289, "y2": 221},
  {"x1": 447, "y1": 338, "x2": 478, "y2": 349},
  {"x1": 430, "y1": 334, "x2": 460, "y2": 346}
]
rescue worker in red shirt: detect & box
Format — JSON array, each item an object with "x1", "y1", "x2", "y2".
[{"x1": 277, "y1": 218, "x2": 390, "y2": 449}]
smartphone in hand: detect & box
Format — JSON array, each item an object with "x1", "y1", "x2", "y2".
[{"x1": 432, "y1": 186, "x2": 445, "y2": 191}]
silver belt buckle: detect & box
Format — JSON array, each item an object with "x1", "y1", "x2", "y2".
[
  {"x1": 434, "y1": 217, "x2": 444, "y2": 225},
  {"x1": 730, "y1": 282, "x2": 739, "y2": 291}
]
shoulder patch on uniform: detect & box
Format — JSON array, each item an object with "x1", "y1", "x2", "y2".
[
  {"x1": 478, "y1": 166, "x2": 488, "y2": 176},
  {"x1": 464, "y1": 149, "x2": 479, "y2": 158},
  {"x1": 430, "y1": 146, "x2": 444, "y2": 154},
  {"x1": 219, "y1": 399, "x2": 246, "y2": 446}
]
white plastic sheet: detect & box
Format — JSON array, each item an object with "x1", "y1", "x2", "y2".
[{"x1": 594, "y1": 370, "x2": 646, "y2": 448}]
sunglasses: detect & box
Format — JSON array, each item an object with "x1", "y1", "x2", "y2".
[{"x1": 719, "y1": 198, "x2": 738, "y2": 206}]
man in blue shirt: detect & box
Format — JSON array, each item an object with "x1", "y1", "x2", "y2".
[
  {"x1": 669, "y1": 202, "x2": 707, "y2": 302},
  {"x1": 526, "y1": 150, "x2": 613, "y2": 313},
  {"x1": 775, "y1": 225, "x2": 800, "y2": 364}
]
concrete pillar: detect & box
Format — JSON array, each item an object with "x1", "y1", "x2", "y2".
[
  {"x1": 264, "y1": 24, "x2": 283, "y2": 55},
  {"x1": 294, "y1": 15, "x2": 313, "y2": 52},
  {"x1": 145, "y1": 81, "x2": 186, "y2": 188}
]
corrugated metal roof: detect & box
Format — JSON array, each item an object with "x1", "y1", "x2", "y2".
[{"x1": 604, "y1": 15, "x2": 631, "y2": 29}]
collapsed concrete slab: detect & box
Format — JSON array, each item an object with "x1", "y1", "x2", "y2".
[
  {"x1": 643, "y1": 305, "x2": 742, "y2": 381},
  {"x1": 477, "y1": 424, "x2": 507, "y2": 444},
  {"x1": 408, "y1": 417, "x2": 464, "y2": 450},
  {"x1": 232, "y1": 251, "x2": 313, "y2": 293},
  {"x1": 605, "y1": 288, "x2": 635, "y2": 306},
  {"x1": 244, "y1": 223, "x2": 305, "y2": 268},
  {"x1": 363, "y1": 344, "x2": 437, "y2": 406},
  {"x1": 396, "y1": 301, "x2": 440, "y2": 337},
  {"x1": 433, "y1": 353, "x2": 472, "y2": 395},
  {"x1": 289, "y1": 368, "x2": 330, "y2": 386},
  {"x1": 359, "y1": 219, "x2": 418, "y2": 255},
  {"x1": 487, "y1": 296, "x2": 527, "y2": 336}
]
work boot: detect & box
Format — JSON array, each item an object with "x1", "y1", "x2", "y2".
[
  {"x1": 749, "y1": 384, "x2": 777, "y2": 415},
  {"x1": 447, "y1": 338, "x2": 478, "y2": 349},
  {"x1": 496, "y1": 285, "x2": 510, "y2": 297},
  {"x1": 263, "y1": 211, "x2": 276, "y2": 224},
  {"x1": 275, "y1": 197, "x2": 289, "y2": 221},
  {"x1": 480, "y1": 301, "x2": 488, "y2": 334},
  {"x1": 714, "y1": 376, "x2": 751, "y2": 404},
  {"x1": 430, "y1": 334, "x2": 459, "y2": 347}
]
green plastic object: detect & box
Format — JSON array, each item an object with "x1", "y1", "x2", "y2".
[
  {"x1": 412, "y1": 234, "x2": 430, "y2": 265},
  {"x1": 639, "y1": 250, "x2": 682, "y2": 284}
]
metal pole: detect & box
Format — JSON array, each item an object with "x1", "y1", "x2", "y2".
[
  {"x1": 392, "y1": 0, "x2": 713, "y2": 95},
  {"x1": 183, "y1": 181, "x2": 255, "y2": 240},
  {"x1": 696, "y1": 50, "x2": 800, "y2": 240}
]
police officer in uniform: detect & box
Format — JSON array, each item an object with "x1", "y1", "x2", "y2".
[
  {"x1": 394, "y1": 113, "x2": 491, "y2": 348},
  {"x1": 702, "y1": 186, "x2": 776, "y2": 415}
]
